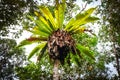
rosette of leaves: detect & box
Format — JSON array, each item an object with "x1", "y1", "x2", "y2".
[{"x1": 17, "y1": 0, "x2": 99, "y2": 79}]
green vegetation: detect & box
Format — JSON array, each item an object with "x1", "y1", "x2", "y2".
[
  {"x1": 17, "y1": 0, "x2": 98, "y2": 79},
  {"x1": 0, "y1": 0, "x2": 119, "y2": 80}
]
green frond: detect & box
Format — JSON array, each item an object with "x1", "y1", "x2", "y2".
[
  {"x1": 17, "y1": 40, "x2": 32, "y2": 48},
  {"x1": 27, "y1": 15, "x2": 52, "y2": 35},
  {"x1": 64, "y1": 8, "x2": 98, "y2": 33},
  {"x1": 87, "y1": 36, "x2": 98, "y2": 47},
  {"x1": 76, "y1": 44, "x2": 95, "y2": 60},
  {"x1": 17, "y1": 36, "x2": 47, "y2": 48},
  {"x1": 28, "y1": 26, "x2": 49, "y2": 37},
  {"x1": 30, "y1": 35, "x2": 48, "y2": 41},
  {"x1": 72, "y1": 26, "x2": 86, "y2": 34},
  {"x1": 35, "y1": 20, "x2": 52, "y2": 34},
  {"x1": 64, "y1": 18, "x2": 75, "y2": 31},
  {"x1": 17, "y1": 40, "x2": 38, "y2": 48},
  {"x1": 28, "y1": 45, "x2": 40, "y2": 60},
  {"x1": 34, "y1": 11, "x2": 53, "y2": 32},
  {"x1": 39, "y1": 6, "x2": 57, "y2": 30},
  {"x1": 76, "y1": 49, "x2": 82, "y2": 58},
  {"x1": 70, "y1": 52, "x2": 80, "y2": 65},
  {"x1": 80, "y1": 16, "x2": 99, "y2": 24},
  {"x1": 27, "y1": 15, "x2": 34, "y2": 21},
  {"x1": 28, "y1": 42, "x2": 47, "y2": 60},
  {"x1": 37, "y1": 43, "x2": 48, "y2": 61},
  {"x1": 54, "y1": 1, "x2": 66, "y2": 29},
  {"x1": 71, "y1": 8, "x2": 96, "y2": 29}
]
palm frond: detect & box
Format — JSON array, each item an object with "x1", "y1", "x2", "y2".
[
  {"x1": 34, "y1": 11, "x2": 53, "y2": 32},
  {"x1": 27, "y1": 15, "x2": 52, "y2": 35},
  {"x1": 37, "y1": 43, "x2": 48, "y2": 61},
  {"x1": 72, "y1": 26, "x2": 86, "y2": 34},
  {"x1": 39, "y1": 6, "x2": 57, "y2": 30},
  {"x1": 26, "y1": 37, "x2": 47, "y2": 41},
  {"x1": 54, "y1": 1, "x2": 66, "y2": 29},
  {"x1": 17, "y1": 39, "x2": 33, "y2": 48},
  {"x1": 64, "y1": 8, "x2": 98, "y2": 33},
  {"x1": 17, "y1": 36, "x2": 47, "y2": 48},
  {"x1": 76, "y1": 44, "x2": 95, "y2": 60},
  {"x1": 28, "y1": 26, "x2": 49, "y2": 37},
  {"x1": 28, "y1": 42, "x2": 47, "y2": 60},
  {"x1": 76, "y1": 49, "x2": 82, "y2": 58}
]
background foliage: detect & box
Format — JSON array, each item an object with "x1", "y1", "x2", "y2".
[
  {"x1": 0, "y1": 38, "x2": 26, "y2": 80},
  {"x1": 0, "y1": 0, "x2": 36, "y2": 36}
]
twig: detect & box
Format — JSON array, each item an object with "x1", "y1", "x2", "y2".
[
  {"x1": 84, "y1": 29, "x2": 96, "y2": 36},
  {"x1": 79, "y1": 1, "x2": 87, "y2": 13}
]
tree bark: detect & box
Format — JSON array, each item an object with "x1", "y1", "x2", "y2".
[
  {"x1": 53, "y1": 59, "x2": 60, "y2": 80},
  {"x1": 113, "y1": 44, "x2": 120, "y2": 78}
]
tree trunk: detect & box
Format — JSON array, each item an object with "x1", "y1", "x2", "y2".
[
  {"x1": 113, "y1": 43, "x2": 120, "y2": 78},
  {"x1": 53, "y1": 59, "x2": 60, "y2": 80}
]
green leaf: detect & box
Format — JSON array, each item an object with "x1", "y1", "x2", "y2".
[
  {"x1": 54, "y1": 2, "x2": 65, "y2": 29},
  {"x1": 27, "y1": 15, "x2": 34, "y2": 21},
  {"x1": 76, "y1": 44, "x2": 95, "y2": 60},
  {"x1": 34, "y1": 11, "x2": 53, "y2": 32},
  {"x1": 35, "y1": 20, "x2": 52, "y2": 34},
  {"x1": 73, "y1": 8, "x2": 96, "y2": 26},
  {"x1": 28, "y1": 42, "x2": 47, "y2": 60},
  {"x1": 28, "y1": 26, "x2": 49, "y2": 37},
  {"x1": 88, "y1": 36, "x2": 98, "y2": 47},
  {"x1": 17, "y1": 36, "x2": 47, "y2": 48},
  {"x1": 37, "y1": 43, "x2": 47, "y2": 61},
  {"x1": 72, "y1": 26, "x2": 86, "y2": 34},
  {"x1": 70, "y1": 52, "x2": 80, "y2": 65},
  {"x1": 76, "y1": 49, "x2": 82, "y2": 58},
  {"x1": 39, "y1": 6, "x2": 57, "y2": 30},
  {"x1": 64, "y1": 18, "x2": 75, "y2": 31},
  {"x1": 17, "y1": 40, "x2": 33, "y2": 48},
  {"x1": 28, "y1": 45, "x2": 40, "y2": 60},
  {"x1": 82, "y1": 16, "x2": 99, "y2": 23},
  {"x1": 27, "y1": 15, "x2": 52, "y2": 35},
  {"x1": 65, "y1": 8, "x2": 97, "y2": 33}
]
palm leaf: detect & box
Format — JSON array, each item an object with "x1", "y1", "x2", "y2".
[
  {"x1": 28, "y1": 45, "x2": 40, "y2": 60},
  {"x1": 39, "y1": 6, "x2": 57, "y2": 30},
  {"x1": 26, "y1": 37, "x2": 47, "y2": 41},
  {"x1": 76, "y1": 44, "x2": 95, "y2": 60},
  {"x1": 27, "y1": 15, "x2": 52, "y2": 35},
  {"x1": 17, "y1": 40, "x2": 33, "y2": 48},
  {"x1": 37, "y1": 43, "x2": 48, "y2": 61},
  {"x1": 54, "y1": 1, "x2": 65, "y2": 29},
  {"x1": 76, "y1": 49, "x2": 82, "y2": 58},
  {"x1": 70, "y1": 52, "x2": 80, "y2": 65},
  {"x1": 77, "y1": 15, "x2": 99, "y2": 24},
  {"x1": 64, "y1": 8, "x2": 97, "y2": 32},
  {"x1": 72, "y1": 8, "x2": 96, "y2": 27},
  {"x1": 17, "y1": 35, "x2": 47, "y2": 48},
  {"x1": 28, "y1": 26, "x2": 49, "y2": 37},
  {"x1": 72, "y1": 26, "x2": 86, "y2": 34},
  {"x1": 35, "y1": 20, "x2": 52, "y2": 34},
  {"x1": 34, "y1": 11, "x2": 53, "y2": 32},
  {"x1": 72, "y1": 16, "x2": 99, "y2": 33},
  {"x1": 28, "y1": 42, "x2": 47, "y2": 60},
  {"x1": 68, "y1": 8, "x2": 96, "y2": 32}
]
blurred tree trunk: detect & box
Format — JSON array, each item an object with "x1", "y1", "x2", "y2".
[
  {"x1": 113, "y1": 43, "x2": 120, "y2": 78},
  {"x1": 53, "y1": 59, "x2": 60, "y2": 80}
]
